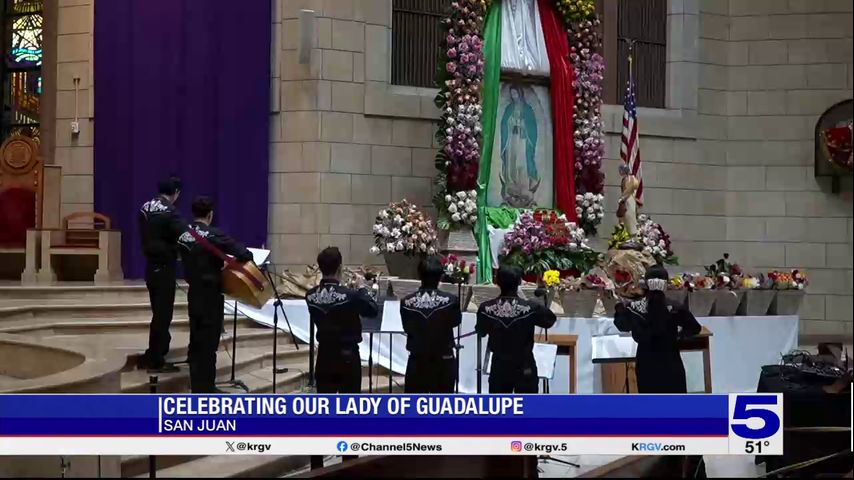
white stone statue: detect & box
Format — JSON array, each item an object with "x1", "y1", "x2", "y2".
[{"x1": 618, "y1": 163, "x2": 640, "y2": 237}]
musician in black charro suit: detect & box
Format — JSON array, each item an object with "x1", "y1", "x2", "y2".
[
  {"x1": 476, "y1": 265, "x2": 556, "y2": 394},
  {"x1": 305, "y1": 247, "x2": 378, "y2": 394},
  {"x1": 177, "y1": 196, "x2": 252, "y2": 393},
  {"x1": 138, "y1": 176, "x2": 185, "y2": 373},
  {"x1": 400, "y1": 256, "x2": 461, "y2": 393}
]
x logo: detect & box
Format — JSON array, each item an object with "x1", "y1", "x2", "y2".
[{"x1": 225, "y1": 441, "x2": 235, "y2": 452}]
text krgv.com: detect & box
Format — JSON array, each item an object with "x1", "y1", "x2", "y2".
[
  {"x1": 631, "y1": 442, "x2": 687, "y2": 452},
  {"x1": 350, "y1": 442, "x2": 443, "y2": 453}
]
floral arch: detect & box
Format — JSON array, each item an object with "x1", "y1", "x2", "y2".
[{"x1": 433, "y1": 0, "x2": 605, "y2": 282}]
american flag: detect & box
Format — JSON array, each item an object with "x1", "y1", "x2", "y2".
[{"x1": 620, "y1": 78, "x2": 643, "y2": 205}]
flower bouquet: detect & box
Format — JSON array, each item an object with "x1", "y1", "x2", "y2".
[
  {"x1": 437, "y1": 189, "x2": 478, "y2": 230},
  {"x1": 705, "y1": 253, "x2": 745, "y2": 316},
  {"x1": 435, "y1": 255, "x2": 475, "y2": 311},
  {"x1": 738, "y1": 273, "x2": 775, "y2": 316},
  {"x1": 371, "y1": 199, "x2": 437, "y2": 279},
  {"x1": 664, "y1": 274, "x2": 688, "y2": 307},
  {"x1": 681, "y1": 273, "x2": 717, "y2": 317},
  {"x1": 575, "y1": 192, "x2": 605, "y2": 235},
  {"x1": 768, "y1": 269, "x2": 807, "y2": 315},
  {"x1": 637, "y1": 214, "x2": 678, "y2": 265},
  {"x1": 522, "y1": 269, "x2": 560, "y2": 307},
  {"x1": 556, "y1": 268, "x2": 612, "y2": 318},
  {"x1": 585, "y1": 267, "x2": 617, "y2": 315},
  {"x1": 440, "y1": 254, "x2": 475, "y2": 284},
  {"x1": 499, "y1": 211, "x2": 601, "y2": 281}
]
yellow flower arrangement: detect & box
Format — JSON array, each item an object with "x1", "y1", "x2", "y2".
[
  {"x1": 556, "y1": 0, "x2": 596, "y2": 23},
  {"x1": 543, "y1": 270, "x2": 561, "y2": 288},
  {"x1": 670, "y1": 276, "x2": 684, "y2": 289}
]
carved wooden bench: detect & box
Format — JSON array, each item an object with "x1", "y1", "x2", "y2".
[{"x1": 37, "y1": 212, "x2": 123, "y2": 285}]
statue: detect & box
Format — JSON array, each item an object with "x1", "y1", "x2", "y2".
[{"x1": 617, "y1": 163, "x2": 640, "y2": 237}]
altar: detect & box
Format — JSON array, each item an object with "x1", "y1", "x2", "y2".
[{"x1": 229, "y1": 300, "x2": 799, "y2": 395}]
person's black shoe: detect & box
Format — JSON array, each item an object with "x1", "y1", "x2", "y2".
[{"x1": 147, "y1": 363, "x2": 180, "y2": 373}]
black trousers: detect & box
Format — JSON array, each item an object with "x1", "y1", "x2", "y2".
[
  {"x1": 143, "y1": 262, "x2": 176, "y2": 368},
  {"x1": 315, "y1": 344, "x2": 362, "y2": 394},
  {"x1": 188, "y1": 286, "x2": 224, "y2": 393},
  {"x1": 488, "y1": 357, "x2": 539, "y2": 394},
  {"x1": 312, "y1": 344, "x2": 361, "y2": 470},
  {"x1": 405, "y1": 354, "x2": 456, "y2": 393}
]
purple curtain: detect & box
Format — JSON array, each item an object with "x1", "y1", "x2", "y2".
[{"x1": 94, "y1": 0, "x2": 271, "y2": 278}]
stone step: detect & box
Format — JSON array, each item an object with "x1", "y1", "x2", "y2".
[
  {"x1": 0, "y1": 314, "x2": 261, "y2": 337},
  {"x1": 130, "y1": 454, "x2": 313, "y2": 479},
  {"x1": 120, "y1": 344, "x2": 309, "y2": 393},
  {"x1": 0, "y1": 283, "x2": 188, "y2": 306},
  {"x1": 0, "y1": 302, "x2": 190, "y2": 329}
]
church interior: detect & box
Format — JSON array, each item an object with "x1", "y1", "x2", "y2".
[{"x1": 0, "y1": 0, "x2": 852, "y2": 477}]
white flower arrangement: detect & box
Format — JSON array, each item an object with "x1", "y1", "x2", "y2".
[
  {"x1": 574, "y1": 192, "x2": 605, "y2": 233},
  {"x1": 636, "y1": 214, "x2": 676, "y2": 264},
  {"x1": 443, "y1": 189, "x2": 478, "y2": 227},
  {"x1": 370, "y1": 199, "x2": 438, "y2": 256}
]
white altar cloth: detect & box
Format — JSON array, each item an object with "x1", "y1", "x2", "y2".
[{"x1": 227, "y1": 300, "x2": 798, "y2": 394}]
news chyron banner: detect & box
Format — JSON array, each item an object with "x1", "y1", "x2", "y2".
[{"x1": 0, "y1": 394, "x2": 782, "y2": 456}]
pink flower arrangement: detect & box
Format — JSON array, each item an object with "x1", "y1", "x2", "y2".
[
  {"x1": 570, "y1": 16, "x2": 605, "y2": 233},
  {"x1": 436, "y1": 1, "x2": 488, "y2": 194}
]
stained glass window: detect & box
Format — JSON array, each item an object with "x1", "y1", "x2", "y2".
[{"x1": 2, "y1": 0, "x2": 43, "y2": 141}]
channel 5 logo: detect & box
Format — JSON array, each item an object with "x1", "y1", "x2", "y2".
[
  {"x1": 510, "y1": 441, "x2": 523, "y2": 452},
  {"x1": 728, "y1": 394, "x2": 783, "y2": 455},
  {"x1": 729, "y1": 394, "x2": 782, "y2": 439}
]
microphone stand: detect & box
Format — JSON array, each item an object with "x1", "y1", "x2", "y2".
[
  {"x1": 261, "y1": 264, "x2": 299, "y2": 393},
  {"x1": 455, "y1": 278, "x2": 464, "y2": 394}
]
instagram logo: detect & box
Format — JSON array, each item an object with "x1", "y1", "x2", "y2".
[{"x1": 510, "y1": 441, "x2": 523, "y2": 452}]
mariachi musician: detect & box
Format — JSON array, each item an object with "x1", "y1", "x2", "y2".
[
  {"x1": 399, "y1": 256, "x2": 461, "y2": 393},
  {"x1": 476, "y1": 265, "x2": 556, "y2": 393},
  {"x1": 305, "y1": 247, "x2": 378, "y2": 394},
  {"x1": 137, "y1": 176, "x2": 185, "y2": 373},
  {"x1": 178, "y1": 196, "x2": 253, "y2": 393}
]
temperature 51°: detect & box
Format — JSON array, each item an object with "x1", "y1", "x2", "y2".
[{"x1": 744, "y1": 440, "x2": 770, "y2": 454}]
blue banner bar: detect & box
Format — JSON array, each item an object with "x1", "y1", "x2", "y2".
[{"x1": 0, "y1": 394, "x2": 730, "y2": 437}]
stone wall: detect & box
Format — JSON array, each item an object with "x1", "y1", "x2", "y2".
[
  {"x1": 699, "y1": 0, "x2": 853, "y2": 337},
  {"x1": 53, "y1": 0, "x2": 95, "y2": 220},
  {"x1": 270, "y1": 0, "x2": 439, "y2": 270}
]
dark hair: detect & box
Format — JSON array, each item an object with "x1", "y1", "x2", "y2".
[
  {"x1": 191, "y1": 196, "x2": 214, "y2": 219},
  {"x1": 644, "y1": 264, "x2": 670, "y2": 331},
  {"x1": 496, "y1": 265, "x2": 522, "y2": 296},
  {"x1": 418, "y1": 256, "x2": 444, "y2": 289},
  {"x1": 158, "y1": 176, "x2": 182, "y2": 196},
  {"x1": 317, "y1": 246, "x2": 342, "y2": 277}
]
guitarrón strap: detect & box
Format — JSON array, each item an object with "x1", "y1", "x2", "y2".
[{"x1": 184, "y1": 227, "x2": 265, "y2": 291}]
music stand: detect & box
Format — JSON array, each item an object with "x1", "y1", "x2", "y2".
[
  {"x1": 215, "y1": 300, "x2": 249, "y2": 392},
  {"x1": 216, "y1": 248, "x2": 273, "y2": 393},
  {"x1": 591, "y1": 334, "x2": 637, "y2": 394},
  {"x1": 454, "y1": 279, "x2": 465, "y2": 393},
  {"x1": 379, "y1": 299, "x2": 406, "y2": 393},
  {"x1": 257, "y1": 258, "x2": 299, "y2": 394}
]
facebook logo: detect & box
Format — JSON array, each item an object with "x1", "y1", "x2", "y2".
[{"x1": 336, "y1": 441, "x2": 348, "y2": 452}]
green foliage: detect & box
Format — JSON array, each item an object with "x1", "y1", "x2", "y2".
[{"x1": 500, "y1": 246, "x2": 601, "y2": 276}]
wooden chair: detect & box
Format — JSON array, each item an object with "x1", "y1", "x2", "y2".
[
  {"x1": 38, "y1": 212, "x2": 123, "y2": 285},
  {"x1": 0, "y1": 136, "x2": 42, "y2": 280}
]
